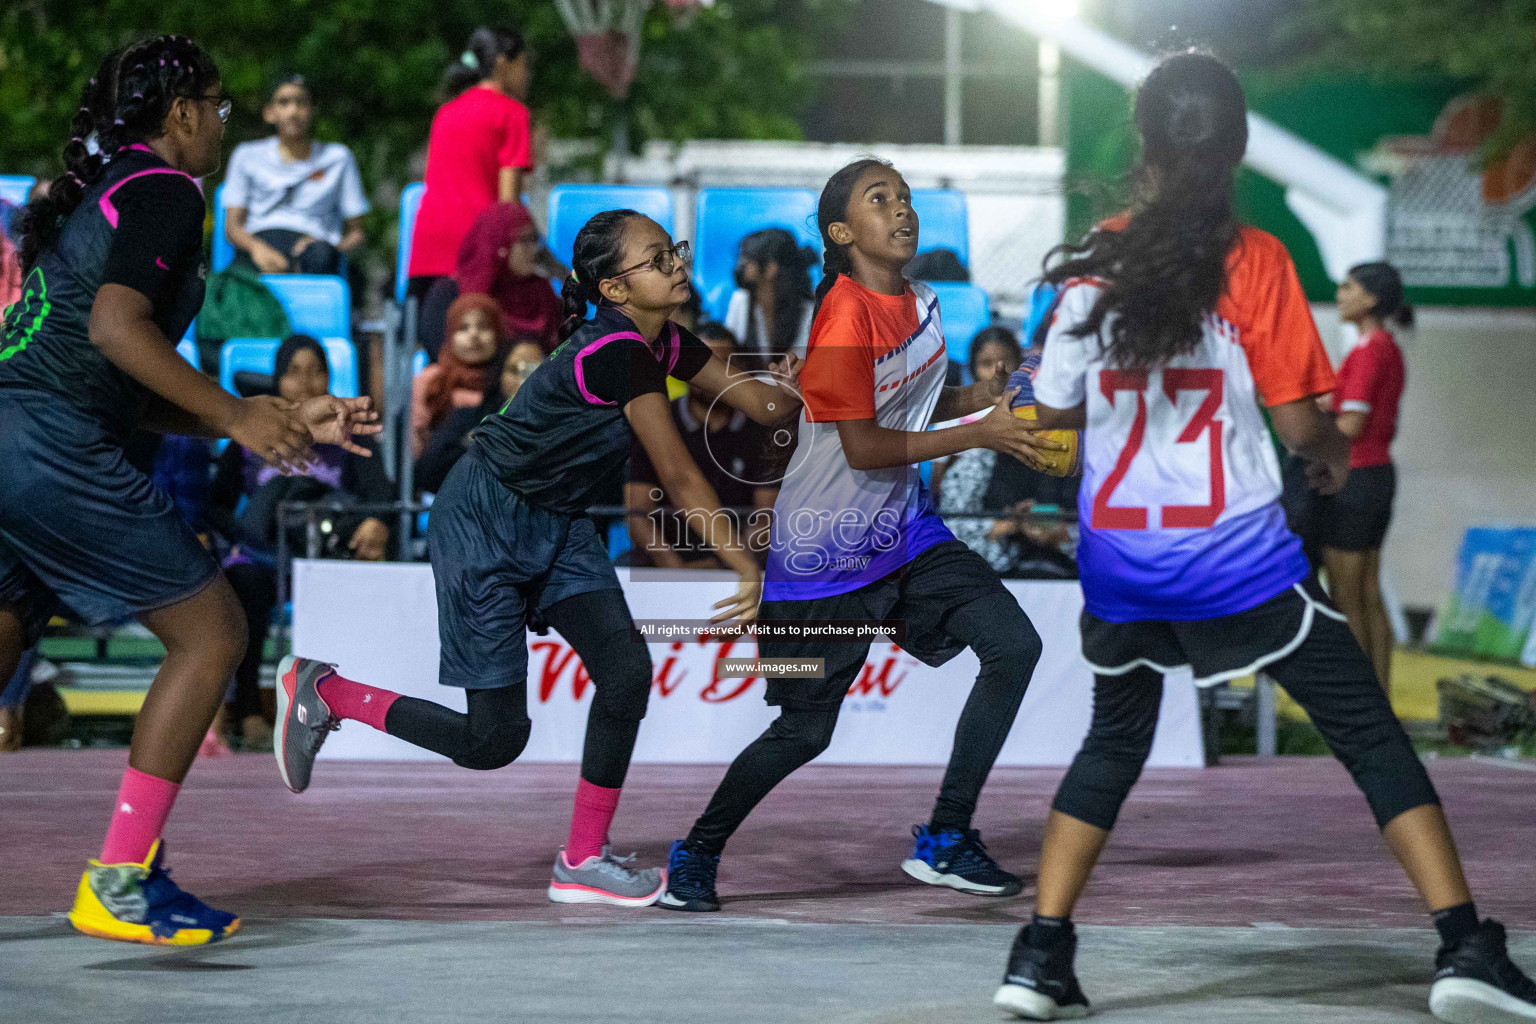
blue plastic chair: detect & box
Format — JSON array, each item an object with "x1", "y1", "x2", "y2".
[
  {"x1": 212, "y1": 184, "x2": 235, "y2": 271},
  {"x1": 0, "y1": 175, "x2": 35, "y2": 208},
  {"x1": 411, "y1": 349, "x2": 429, "y2": 377},
  {"x1": 260, "y1": 274, "x2": 350, "y2": 339},
  {"x1": 606, "y1": 519, "x2": 632, "y2": 562},
  {"x1": 926, "y1": 282, "x2": 991, "y2": 373},
  {"x1": 693, "y1": 188, "x2": 819, "y2": 322},
  {"x1": 219, "y1": 337, "x2": 359, "y2": 398},
  {"x1": 547, "y1": 184, "x2": 674, "y2": 271},
  {"x1": 395, "y1": 182, "x2": 426, "y2": 304},
  {"x1": 910, "y1": 189, "x2": 969, "y2": 264},
  {"x1": 176, "y1": 337, "x2": 200, "y2": 369}
]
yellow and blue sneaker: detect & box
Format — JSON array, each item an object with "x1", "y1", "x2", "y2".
[{"x1": 67, "y1": 839, "x2": 240, "y2": 945}]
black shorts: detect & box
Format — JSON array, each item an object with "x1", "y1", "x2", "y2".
[
  {"x1": 758, "y1": 539, "x2": 1009, "y2": 711},
  {"x1": 1318, "y1": 463, "x2": 1395, "y2": 552},
  {"x1": 0, "y1": 392, "x2": 219, "y2": 644},
  {"x1": 428, "y1": 449, "x2": 621, "y2": 689},
  {"x1": 1080, "y1": 574, "x2": 1348, "y2": 687}
]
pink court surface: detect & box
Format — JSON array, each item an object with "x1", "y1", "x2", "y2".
[{"x1": 5, "y1": 750, "x2": 1534, "y2": 1023}]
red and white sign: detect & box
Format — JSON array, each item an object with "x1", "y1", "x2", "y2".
[{"x1": 293, "y1": 561, "x2": 1203, "y2": 767}]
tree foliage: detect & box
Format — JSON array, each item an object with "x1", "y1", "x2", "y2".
[
  {"x1": 0, "y1": 0, "x2": 852, "y2": 187},
  {"x1": 1311, "y1": 0, "x2": 1536, "y2": 153}
]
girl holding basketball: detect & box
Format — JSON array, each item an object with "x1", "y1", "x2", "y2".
[
  {"x1": 0, "y1": 36, "x2": 377, "y2": 946},
  {"x1": 661, "y1": 158, "x2": 1066, "y2": 913},
  {"x1": 277, "y1": 210, "x2": 801, "y2": 907},
  {"x1": 991, "y1": 53, "x2": 1535, "y2": 1023}
]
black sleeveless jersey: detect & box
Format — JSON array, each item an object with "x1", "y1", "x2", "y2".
[
  {"x1": 472, "y1": 307, "x2": 713, "y2": 514},
  {"x1": 0, "y1": 147, "x2": 207, "y2": 440}
]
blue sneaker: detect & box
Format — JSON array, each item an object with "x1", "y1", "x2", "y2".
[
  {"x1": 656, "y1": 838, "x2": 720, "y2": 912},
  {"x1": 901, "y1": 824, "x2": 1023, "y2": 897},
  {"x1": 68, "y1": 840, "x2": 240, "y2": 946}
]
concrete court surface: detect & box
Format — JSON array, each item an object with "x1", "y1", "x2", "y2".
[
  {"x1": 5, "y1": 919, "x2": 1535, "y2": 1024},
  {"x1": 3, "y1": 751, "x2": 1533, "y2": 1022}
]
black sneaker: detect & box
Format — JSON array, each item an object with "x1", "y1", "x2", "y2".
[
  {"x1": 994, "y1": 923, "x2": 1091, "y2": 1020},
  {"x1": 656, "y1": 839, "x2": 720, "y2": 912},
  {"x1": 1430, "y1": 919, "x2": 1536, "y2": 1023},
  {"x1": 901, "y1": 825, "x2": 1023, "y2": 897}
]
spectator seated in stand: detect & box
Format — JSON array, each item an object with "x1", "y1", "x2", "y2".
[
  {"x1": 223, "y1": 75, "x2": 369, "y2": 276},
  {"x1": 905, "y1": 247, "x2": 969, "y2": 283},
  {"x1": 208, "y1": 335, "x2": 392, "y2": 750},
  {"x1": 411, "y1": 294, "x2": 506, "y2": 458},
  {"x1": 933, "y1": 326, "x2": 1077, "y2": 579},
  {"x1": 724, "y1": 228, "x2": 817, "y2": 357},
  {"x1": 417, "y1": 201, "x2": 564, "y2": 360},
  {"x1": 625, "y1": 323, "x2": 778, "y2": 569},
  {"x1": 415, "y1": 337, "x2": 544, "y2": 494}
]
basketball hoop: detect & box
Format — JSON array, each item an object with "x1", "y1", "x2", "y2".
[{"x1": 555, "y1": 0, "x2": 652, "y2": 100}]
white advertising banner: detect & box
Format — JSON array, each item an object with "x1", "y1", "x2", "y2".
[{"x1": 292, "y1": 560, "x2": 1204, "y2": 767}]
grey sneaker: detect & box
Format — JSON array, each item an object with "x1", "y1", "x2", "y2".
[
  {"x1": 275, "y1": 655, "x2": 340, "y2": 794},
  {"x1": 547, "y1": 846, "x2": 666, "y2": 907}
]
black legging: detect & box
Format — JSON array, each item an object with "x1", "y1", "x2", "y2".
[
  {"x1": 380, "y1": 588, "x2": 651, "y2": 788},
  {"x1": 224, "y1": 562, "x2": 278, "y2": 723},
  {"x1": 1052, "y1": 610, "x2": 1439, "y2": 832},
  {"x1": 686, "y1": 592, "x2": 1041, "y2": 854}
]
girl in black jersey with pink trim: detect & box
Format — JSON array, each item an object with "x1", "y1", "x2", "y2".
[
  {"x1": 0, "y1": 36, "x2": 377, "y2": 946},
  {"x1": 278, "y1": 211, "x2": 804, "y2": 907}
]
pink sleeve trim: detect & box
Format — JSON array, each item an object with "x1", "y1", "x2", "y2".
[
  {"x1": 574, "y1": 331, "x2": 644, "y2": 406},
  {"x1": 99, "y1": 167, "x2": 197, "y2": 228}
]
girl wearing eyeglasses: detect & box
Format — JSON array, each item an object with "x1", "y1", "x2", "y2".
[
  {"x1": 0, "y1": 36, "x2": 377, "y2": 947},
  {"x1": 277, "y1": 211, "x2": 803, "y2": 908}
]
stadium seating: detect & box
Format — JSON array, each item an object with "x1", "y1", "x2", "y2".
[
  {"x1": 176, "y1": 337, "x2": 200, "y2": 369},
  {"x1": 693, "y1": 188, "x2": 819, "y2": 321},
  {"x1": 547, "y1": 184, "x2": 674, "y2": 271},
  {"x1": 925, "y1": 281, "x2": 991, "y2": 372},
  {"x1": 395, "y1": 182, "x2": 425, "y2": 303},
  {"x1": 219, "y1": 337, "x2": 359, "y2": 398},
  {"x1": 909, "y1": 189, "x2": 969, "y2": 264},
  {"x1": 0, "y1": 174, "x2": 35, "y2": 207},
  {"x1": 412, "y1": 348, "x2": 429, "y2": 377},
  {"x1": 260, "y1": 274, "x2": 351, "y2": 339}
]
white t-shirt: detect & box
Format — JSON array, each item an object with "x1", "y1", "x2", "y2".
[
  {"x1": 723, "y1": 288, "x2": 813, "y2": 357},
  {"x1": 223, "y1": 138, "x2": 370, "y2": 245}
]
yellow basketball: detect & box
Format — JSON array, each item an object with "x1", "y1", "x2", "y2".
[{"x1": 1011, "y1": 404, "x2": 1082, "y2": 478}]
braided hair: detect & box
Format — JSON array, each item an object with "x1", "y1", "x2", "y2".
[
  {"x1": 557, "y1": 209, "x2": 640, "y2": 342},
  {"x1": 1040, "y1": 51, "x2": 1247, "y2": 371},
  {"x1": 17, "y1": 35, "x2": 219, "y2": 274},
  {"x1": 812, "y1": 158, "x2": 891, "y2": 317}
]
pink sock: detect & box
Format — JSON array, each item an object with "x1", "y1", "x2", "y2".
[
  {"x1": 99, "y1": 767, "x2": 180, "y2": 865},
  {"x1": 564, "y1": 779, "x2": 622, "y2": 865},
  {"x1": 316, "y1": 672, "x2": 400, "y2": 733}
]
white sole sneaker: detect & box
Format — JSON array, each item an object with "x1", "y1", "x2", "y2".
[
  {"x1": 1432, "y1": 978, "x2": 1536, "y2": 1023},
  {"x1": 546, "y1": 880, "x2": 665, "y2": 907},
  {"x1": 901, "y1": 857, "x2": 1013, "y2": 896},
  {"x1": 994, "y1": 983, "x2": 1091, "y2": 1020}
]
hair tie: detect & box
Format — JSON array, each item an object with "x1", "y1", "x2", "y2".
[
  {"x1": 113, "y1": 118, "x2": 124, "y2": 126},
  {"x1": 569, "y1": 269, "x2": 580, "y2": 284},
  {"x1": 460, "y1": 50, "x2": 479, "y2": 70},
  {"x1": 171, "y1": 60, "x2": 179, "y2": 67},
  {"x1": 132, "y1": 93, "x2": 143, "y2": 100}
]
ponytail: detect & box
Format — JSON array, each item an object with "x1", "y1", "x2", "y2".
[
  {"x1": 812, "y1": 157, "x2": 890, "y2": 317},
  {"x1": 17, "y1": 35, "x2": 218, "y2": 274},
  {"x1": 557, "y1": 208, "x2": 639, "y2": 342},
  {"x1": 444, "y1": 26, "x2": 525, "y2": 101},
  {"x1": 1348, "y1": 260, "x2": 1414, "y2": 330},
  {"x1": 1040, "y1": 51, "x2": 1248, "y2": 371}
]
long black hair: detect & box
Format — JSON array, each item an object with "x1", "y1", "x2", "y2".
[
  {"x1": 444, "y1": 26, "x2": 526, "y2": 100},
  {"x1": 737, "y1": 228, "x2": 818, "y2": 355},
  {"x1": 812, "y1": 157, "x2": 892, "y2": 316},
  {"x1": 17, "y1": 35, "x2": 219, "y2": 274},
  {"x1": 1040, "y1": 51, "x2": 1248, "y2": 371},
  {"x1": 1349, "y1": 261, "x2": 1414, "y2": 329},
  {"x1": 968, "y1": 325, "x2": 1023, "y2": 381},
  {"x1": 557, "y1": 208, "x2": 640, "y2": 342}
]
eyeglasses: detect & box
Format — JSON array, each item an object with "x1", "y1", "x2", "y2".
[
  {"x1": 203, "y1": 95, "x2": 234, "y2": 123},
  {"x1": 611, "y1": 240, "x2": 691, "y2": 281}
]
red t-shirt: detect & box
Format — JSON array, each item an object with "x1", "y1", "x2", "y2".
[
  {"x1": 1331, "y1": 328, "x2": 1405, "y2": 468},
  {"x1": 408, "y1": 86, "x2": 532, "y2": 278}
]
